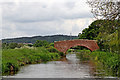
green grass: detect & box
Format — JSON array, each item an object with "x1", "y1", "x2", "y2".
[
  {"x1": 76, "y1": 50, "x2": 120, "y2": 77},
  {"x1": 2, "y1": 47, "x2": 61, "y2": 75},
  {"x1": 90, "y1": 51, "x2": 120, "y2": 77}
]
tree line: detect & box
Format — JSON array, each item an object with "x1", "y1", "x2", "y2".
[
  {"x1": 79, "y1": 19, "x2": 120, "y2": 53},
  {"x1": 78, "y1": 0, "x2": 120, "y2": 54},
  {"x1": 2, "y1": 40, "x2": 50, "y2": 49}
]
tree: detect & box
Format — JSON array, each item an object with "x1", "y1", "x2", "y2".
[
  {"x1": 33, "y1": 40, "x2": 49, "y2": 47},
  {"x1": 87, "y1": 0, "x2": 120, "y2": 20},
  {"x1": 87, "y1": 0, "x2": 120, "y2": 34},
  {"x1": 9, "y1": 43, "x2": 18, "y2": 49},
  {"x1": 87, "y1": 0, "x2": 120, "y2": 54},
  {"x1": 79, "y1": 20, "x2": 102, "y2": 40},
  {"x1": 2, "y1": 43, "x2": 9, "y2": 49}
]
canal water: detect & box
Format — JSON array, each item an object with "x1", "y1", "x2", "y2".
[{"x1": 3, "y1": 53, "x2": 116, "y2": 78}]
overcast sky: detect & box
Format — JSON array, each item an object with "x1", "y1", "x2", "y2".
[{"x1": 0, "y1": 0, "x2": 95, "y2": 39}]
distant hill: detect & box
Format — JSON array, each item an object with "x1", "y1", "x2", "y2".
[{"x1": 2, "y1": 35, "x2": 78, "y2": 43}]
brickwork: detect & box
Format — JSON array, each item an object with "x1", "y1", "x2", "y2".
[{"x1": 54, "y1": 39, "x2": 99, "y2": 54}]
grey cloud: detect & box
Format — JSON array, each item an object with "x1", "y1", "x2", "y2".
[
  {"x1": 2, "y1": 1, "x2": 93, "y2": 23},
  {"x1": 6, "y1": 12, "x2": 92, "y2": 23},
  {"x1": 12, "y1": 20, "x2": 65, "y2": 35},
  {"x1": 1, "y1": 0, "x2": 93, "y2": 39},
  {"x1": 65, "y1": 1, "x2": 76, "y2": 9}
]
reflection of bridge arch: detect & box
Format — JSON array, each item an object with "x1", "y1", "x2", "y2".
[{"x1": 54, "y1": 39, "x2": 99, "y2": 54}]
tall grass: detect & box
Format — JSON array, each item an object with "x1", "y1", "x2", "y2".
[
  {"x1": 90, "y1": 51, "x2": 120, "y2": 77},
  {"x1": 2, "y1": 47, "x2": 61, "y2": 75},
  {"x1": 76, "y1": 50, "x2": 120, "y2": 77}
]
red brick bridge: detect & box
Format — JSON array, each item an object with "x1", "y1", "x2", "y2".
[{"x1": 54, "y1": 39, "x2": 99, "y2": 54}]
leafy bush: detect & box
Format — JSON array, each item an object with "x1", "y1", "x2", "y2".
[
  {"x1": 33, "y1": 40, "x2": 49, "y2": 47},
  {"x1": 67, "y1": 49, "x2": 73, "y2": 52},
  {"x1": 47, "y1": 46, "x2": 65, "y2": 57},
  {"x1": 49, "y1": 43, "x2": 54, "y2": 47},
  {"x1": 47, "y1": 46, "x2": 58, "y2": 53},
  {"x1": 2, "y1": 43, "x2": 24, "y2": 49}
]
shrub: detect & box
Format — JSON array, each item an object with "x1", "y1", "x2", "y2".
[
  {"x1": 33, "y1": 40, "x2": 49, "y2": 47},
  {"x1": 47, "y1": 46, "x2": 58, "y2": 53},
  {"x1": 49, "y1": 43, "x2": 54, "y2": 47}
]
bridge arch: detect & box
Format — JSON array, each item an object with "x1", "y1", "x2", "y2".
[
  {"x1": 54, "y1": 39, "x2": 99, "y2": 55},
  {"x1": 66, "y1": 44, "x2": 93, "y2": 52}
]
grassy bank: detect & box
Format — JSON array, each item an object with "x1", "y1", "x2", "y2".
[
  {"x1": 2, "y1": 47, "x2": 61, "y2": 75},
  {"x1": 76, "y1": 50, "x2": 120, "y2": 77}
]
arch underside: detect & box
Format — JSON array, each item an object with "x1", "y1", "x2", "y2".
[{"x1": 66, "y1": 44, "x2": 93, "y2": 53}]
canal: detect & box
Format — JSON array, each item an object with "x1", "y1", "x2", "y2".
[{"x1": 3, "y1": 53, "x2": 117, "y2": 78}]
